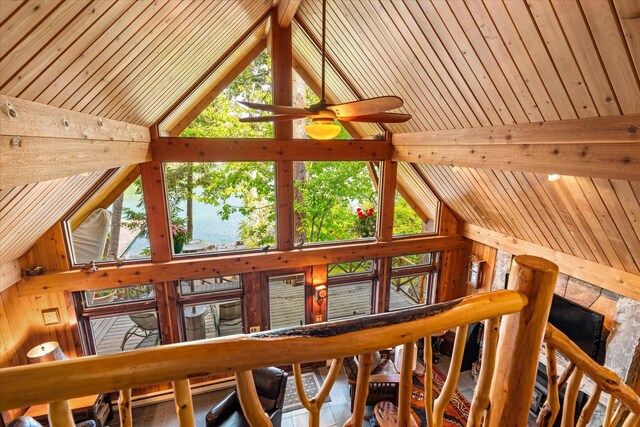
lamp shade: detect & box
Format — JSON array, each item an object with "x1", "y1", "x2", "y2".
[
  {"x1": 27, "y1": 341, "x2": 67, "y2": 364},
  {"x1": 305, "y1": 123, "x2": 341, "y2": 140}
]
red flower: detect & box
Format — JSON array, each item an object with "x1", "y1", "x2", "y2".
[{"x1": 357, "y1": 212, "x2": 365, "y2": 218}]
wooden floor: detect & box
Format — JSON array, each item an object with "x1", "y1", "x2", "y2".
[{"x1": 92, "y1": 279, "x2": 416, "y2": 355}]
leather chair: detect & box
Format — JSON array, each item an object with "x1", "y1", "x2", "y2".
[
  {"x1": 8, "y1": 416, "x2": 96, "y2": 427},
  {"x1": 205, "y1": 367, "x2": 288, "y2": 427}
]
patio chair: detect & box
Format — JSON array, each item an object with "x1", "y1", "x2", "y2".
[
  {"x1": 212, "y1": 301, "x2": 242, "y2": 336},
  {"x1": 120, "y1": 313, "x2": 159, "y2": 350}
]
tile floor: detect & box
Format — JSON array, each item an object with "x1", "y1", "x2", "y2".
[{"x1": 105, "y1": 355, "x2": 479, "y2": 427}]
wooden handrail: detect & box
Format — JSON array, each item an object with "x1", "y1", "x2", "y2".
[
  {"x1": 544, "y1": 324, "x2": 640, "y2": 417},
  {"x1": 0, "y1": 289, "x2": 526, "y2": 410}
]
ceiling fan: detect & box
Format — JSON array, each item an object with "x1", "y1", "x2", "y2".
[{"x1": 239, "y1": 0, "x2": 411, "y2": 140}]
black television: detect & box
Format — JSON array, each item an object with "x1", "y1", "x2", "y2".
[{"x1": 548, "y1": 294, "x2": 605, "y2": 363}]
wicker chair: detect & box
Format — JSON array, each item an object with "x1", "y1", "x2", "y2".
[{"x1": 342, "y1": 351, "x2": 400, "y2": 411}]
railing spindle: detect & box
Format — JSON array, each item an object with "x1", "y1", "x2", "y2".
[
  {"x1": 172, "y1": 379, "x2": 195, "y2": 426},
  {"x1": 603, "y1": 395, "x2": 617, "y2": 427},
  {"x1": 293, "y1": 358, "x2": 341, "y2": 427},
  {"x1": 536, "y1": 349, "x2": 563, "y2": 427},
  {"x1": 622, "y1": 413, "x2": 639, "y2": 427},
  {"x1": 398, "y1": 342, "x2": 416, "y2": 426},
  {"x1": 611, "y1": 405, "x2": 625, "y2": 427},
  {"x1": 344, "y1": 353, "x2": 371, "y2": 427},
  {"x1": 423, "y1": 335, "x2": 434, "y2": 427},
  {"x1": 118, "y1": 389, "x2": 132, "y2": 427},
  {"x1": 561, "y1": 368, "x2": 583, "y2": 427},
  {"x1": 236, "y1": 370, "x2": 272, "y2": 427},
  {"x1": 576, "y1": 386, "x2": 602, "y2": 427},
  {"x1": 468, "y1": 317, "x2": 500, "y2": 427},
  {"x1": 433, "y1": 324, "x2": 469, "y2": 427},
  {"x1": 48, "y1": 400, "x2": 74, "y2": 427}
]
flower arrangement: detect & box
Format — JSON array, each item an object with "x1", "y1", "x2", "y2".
[
  {"x1": 171, "y1": 224, "x2": 189, "y2": 246},
  {"x1": 354, "y1": 207, "x2": 376, "y2": 238}
]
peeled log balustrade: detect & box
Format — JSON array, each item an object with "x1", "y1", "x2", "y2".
[{"x1": 1, "y1": 256, "x2": 637, "y2": 427}]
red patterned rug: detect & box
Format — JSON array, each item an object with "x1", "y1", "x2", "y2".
[{"x1": 409, "y1": 366, "x2": 470, "y2": 426}]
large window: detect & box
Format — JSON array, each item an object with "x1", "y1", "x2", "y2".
[
  {"x1": 165, "y1": 162, "x2": 276, "y2": 255},
  {"x1": 327, "y1": 280, "x2": 374, "y2": 320},
  {"x1": 388, "y1": 252, "x2": 438, "y2": 311},
  {"x1": 269, "y1": 273, "x2": 305, "y2": 329}
]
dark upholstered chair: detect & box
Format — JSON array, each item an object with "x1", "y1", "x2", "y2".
[
  {"x1": 205, "y1": 367, "x2": 288, "y2": 427},
  {"x1": 342, "y1": 352, "x2": 400, "y2": 411},
  {"x1": 8, "y1": 416, "x2": 95, "y2": 427}
]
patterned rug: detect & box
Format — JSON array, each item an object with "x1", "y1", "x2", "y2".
[
  {"x1": 409, "y1": 366, "x2": 470, "y2": 426},
  {"x1": 282, "y1": 369, "x2": 330, "y2": 412}
]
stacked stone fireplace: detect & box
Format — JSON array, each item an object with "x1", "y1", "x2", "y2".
[{"x1": 491, "y1": 250, "x2": 640, "y2": 425}]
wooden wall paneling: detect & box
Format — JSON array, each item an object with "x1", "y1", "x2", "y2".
[
  {"x1": 0, "y1": 1, "x2": 90, "y2": 87},
  {"x1": 0, "y1": 287, "x2": 20, "y2": 368},
  {"x1": 613, "y1": 0, "x2": 640, "y2": 77},
  {"x1": 550, "y1": 0, "x2": 621, "y2": 117},
  {"x1": 580, "y1": 0, "x2": 640, "y2": 114},
  {"x1": 464, "y1": 239, "x2": 497, "y2": 296},
  {"x1": 523, "y1": 0, "x2": 597, "y2": 119},
  {"x1": 272, "y1": 8, "x2": 294, "y2": 251},
  {"x1": 34, "y1": 1, "x2": 165, "y2": 106},
  {"x1": 4, "y1": 1, "x2": 134, "y2": 98},
  {"x1": 430, "y1": 1, "x2": 530, "y2": 123},
  {"x1": 464, "y1": 223, "x2": 640, "y2": 301},
  {"x1": 438, "y1": 204, "x2": 459, "y2": 236},
  {"x1": 372, "y1": 1, "x2": 478, "y2": 129},
  {"x1": 140, "y1": 162, "x2": 172, "y2": 263},
  {"x1": 592, "y1": 178, "x2": 640, "y2": 271},
  {"x1": 113, "y1": 1, "x2": 266, "y2": 124},
  {"x1": 97, "y1": 1, "x2": 229, "y2": 121},
  {"x1": 22, "y1": 223, "x2": 70, "y2": 273},
  {"x1": 437, "y1": 247, "x2": 466, "y2": 303},
  {"x1": 610, "y1": 179, "x2": 640, "y2": 240},
  {"x1": 464, "y1": 0, "x2": 559, "y2": 121},
  {"x1": 0, "y1": 0, "x2": 27, "y2": 25},
  {"x1": 18, "y1": 235, "x2": 465, "y2": 295},
  {"x1": 400, "y1": 1, "x2": 502, "y2": 126},
  {"x1": 0, "y1": 285, "x2": 29, "y2": 367},
  {"x1": 0, "y1": 260, "x2": 21, "y2": 293}
]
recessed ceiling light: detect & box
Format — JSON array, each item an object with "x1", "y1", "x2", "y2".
[
  {"x1": 451, "y1": 165, "x2": 461, "y2": 172},
  {"x1": 548, "y1": 174, "x2": 560, "y2": 182}
]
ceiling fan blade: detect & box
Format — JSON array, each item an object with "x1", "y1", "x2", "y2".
[
  {"x1": 239, "y1": 114, "x2": 308, "y2": 123},
  {"x1": 328, "y1": 96, "x2": 404, "y2": 117},
  {"x1": 338, "y1": 112, "x2": 412, "y2": 123},
  {"x1": 240, "y1": 101, "x2": 311, "y2": 116}
]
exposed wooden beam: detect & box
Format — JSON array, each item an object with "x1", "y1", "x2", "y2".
[
  {"x1": 140, "y1": 161, "x2": 172, "y2": 263},
  {"x1": 164, "y1": 35, "x2": 267, "y2": 136},
  {"x1": 151, "y1": 137, "x2": 392, "y2": 161},
  {"x1": 0, "y1": 95, "x2": 150, "y2": 188},
  {"x1": 463, "y1": 223, "x2": 640, "y2": 301},
  {"x1": 376, "y1": 158, "x2": 398, "y2": 242},
  {"x1": 17, "y1": 235, "x2": 465, "y2": 296},
  {"x1": 392, "y1": 115, "x2": 640, "y2": 146},
  {"x1": 277, "y1": 0, "x2": 301, "y2": 28},
  {"x1": 392, "y1": 142, "x2": 640, "y2": 181}
]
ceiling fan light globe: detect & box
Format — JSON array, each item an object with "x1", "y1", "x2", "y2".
[{"x1": 305, "y1": 123, "x2": 341, "y2": 140}]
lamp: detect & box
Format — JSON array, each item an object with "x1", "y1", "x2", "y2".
[
  {"x1": 315, "y1": 284, "x2": 327, "y2": 305},
  {"x1": 27, "y1": 341, "x2": 67, "y2": 364},
  {"x1": 305, "y1": 118, "x2": 341, "y2": 140}
]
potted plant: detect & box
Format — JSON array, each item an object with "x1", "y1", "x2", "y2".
[
  {"x1": 354, "y1": 207, "x2": 376, "y2": 238},
  {"x1": 172, "y1": 224, "x2": 189, "y2": 254}
]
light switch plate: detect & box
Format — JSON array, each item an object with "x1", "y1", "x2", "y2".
[
  {"x1": 249, "y1": 326, "x2": 261, "y2": 333},
  {"x1": 315, "y1": 315, "x2": 323, "y2": 323},
  {"x1": 42, "y1": 308, "x2": 60, "y2": 326}
]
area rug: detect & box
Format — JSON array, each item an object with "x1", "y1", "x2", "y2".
[
  {"x1": 283, "y1": 369, "x2": 330, "y2": 412},
  {"x1": 409, "y1": 366, "x2": 470, "y2": 426}
]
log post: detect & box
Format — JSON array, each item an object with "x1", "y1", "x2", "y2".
[
  {"x1": 48, "y1": 400, "x2": 74, "y2": 427},
  {"x1": 487, "y1": 255, "x2": 558, "y2": 426},
  {"x1": 119, "y1": 389, "x2": 132, "y2": 427},
  {"x1": 172, "y1": 379, "x2": 195, "y2": 426},
  {"x1": 397, "y1": 342, "x2": 416, "y2": 426}
]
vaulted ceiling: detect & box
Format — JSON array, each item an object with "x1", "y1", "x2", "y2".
[{"x1": 1, "y1": 0, "x2": 639, "y2": 291}]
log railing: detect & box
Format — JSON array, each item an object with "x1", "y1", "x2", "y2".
[
  {"x1": 537, "y1": 324, "x2": 640, "y2": 427},
  {"x1": 1, "y1": 255, "x2": 564, "y2": 427}
]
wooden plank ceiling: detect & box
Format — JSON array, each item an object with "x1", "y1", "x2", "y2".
[
  {"x1": 293, "y1": 0, "x2": 640, "y2": 280},
  {"x1": 1, "y1": 0, "x2": 639, "y2": 285}
]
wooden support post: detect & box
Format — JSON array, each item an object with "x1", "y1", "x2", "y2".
[
  {"x1": 398, "y1": 342, "x2": 416, "y2": 426},
  {"x1": 376, "y1": 158, "x2": 398, "y2": 242},
  {"x1": 172, "y1": 379, "x2": 195, "y2": 427},
  {"x1": 119, "y1": 389, "x2": 132, "y2": 427},
  {"x1": 236, "y1": 370, "x2": 272, "y2": 427},
  {"x1": 271, "y1": 9, "x2": 294, "y2": 251},
  {"x1": 487, "y1": 255, "x2": 558, "y2": 426},
  {"x1": 468, "y1": 317, "x2": 500, "y2": 427},
  {"x1": 47, "y1": 400, "x2": 74, "y2": 427},
  {"x1": 140, "y1": 161, "x2": 172, "y2": 262},
  {"x1": 376, "y1": 257, "x2": 391, "y2": 313},
  {"x1": 344, "y1": 353, "x2": 372, "y2": 427}
]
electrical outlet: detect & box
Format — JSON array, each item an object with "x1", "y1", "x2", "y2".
[
  {"x1": 314, "y1": 315, "x2": 323, "y2": 323},
  {"x1": 249, "y1": 326, "x2": 261, "y2": 333}
]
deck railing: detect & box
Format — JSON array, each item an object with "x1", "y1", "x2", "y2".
[{"x1": 5, "y1": 256, "x2": 635, "y2": 427}]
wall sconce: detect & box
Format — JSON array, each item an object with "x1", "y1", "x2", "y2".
[
  {"x1": 27, "y1": 341, "x2": 67, "y2": 364},
  {"x1": 315, "y1": 284, "x2": 327, "y2": 305}
]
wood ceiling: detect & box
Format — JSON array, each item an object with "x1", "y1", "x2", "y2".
[{"x1": 1, "y1": 0, "x2": 639, "y2": 291}]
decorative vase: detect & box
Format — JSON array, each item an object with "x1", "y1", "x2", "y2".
[{"x1": 174, "y1": 242, "x2": 184, "y2": 254}]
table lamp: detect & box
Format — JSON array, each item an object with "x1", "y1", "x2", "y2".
[{"x1": 27, "y1": 341, "x2": 67, "y2": 364}]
